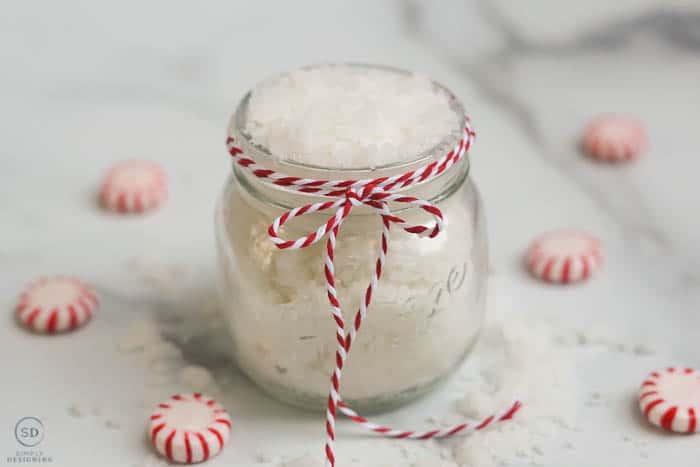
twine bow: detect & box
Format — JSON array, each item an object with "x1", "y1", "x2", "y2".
[
  {"x1": 226, "y1": 117, "x2": 521, "y2": 467},
  {"x1": 268, "y1": 182, "x2": 444, "y2": 250}
]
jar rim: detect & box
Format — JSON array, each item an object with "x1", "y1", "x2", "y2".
[{"x1": 228, "y1": 63, "x2": 468, "y2": 179}]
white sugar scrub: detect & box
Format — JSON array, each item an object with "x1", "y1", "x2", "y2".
[
  {"x1": 244, "y1": 64, "x2": 459, "y2": 168},
  {"x1": 451, "y1": 317, "x2": 577, "y2": 467},
  {"x1": 179, "y1": 364, "x2": 216, "y2": 392},
  {"x1": 218, "y1": 63, "x2": 487, "y2": 411}
]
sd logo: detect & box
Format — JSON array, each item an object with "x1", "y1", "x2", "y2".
[{"x1": 14, "y1": 417, "x2": 44, "y2": 447}]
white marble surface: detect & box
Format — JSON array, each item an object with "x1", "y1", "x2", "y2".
[{"x1": 1, "y1": 1, "x2": 700, "y2": 466}]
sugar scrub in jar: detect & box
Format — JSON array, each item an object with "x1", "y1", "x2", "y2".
[{"x1": 216, "y1": 64, "x2": 488, "y2": 413}]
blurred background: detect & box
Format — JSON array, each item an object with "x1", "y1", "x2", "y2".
[
  {"x1": 2, "y1": 0, "x2": 700, "y2": 265},
  {"x1": 1, "y1": 1, "x2": 700, "y2": 466}
]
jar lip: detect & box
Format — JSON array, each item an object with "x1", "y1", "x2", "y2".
[{"x1": 228, "y1": 63, "x2": 468, "y2": 179}]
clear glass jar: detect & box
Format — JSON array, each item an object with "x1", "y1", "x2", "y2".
[{"x1": 215, "y1": 68, "x2": 488, "y2": 413}]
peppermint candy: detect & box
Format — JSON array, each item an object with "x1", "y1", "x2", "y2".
[
  {"x1": 149, "y1": 393, "x2": 232, "y2": 463},
  {"x1": 16, "y1": 277, "x2": 98, "y2": 333}
]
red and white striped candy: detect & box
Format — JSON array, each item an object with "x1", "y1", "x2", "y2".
[
  {"x1": 527, "y1": 230, "x2": 602, "y2": 284},
  {"x1": 639, "y1": 367, "x2": 700, "y2": 433},
  {"x1": 100, "y1": 160, "x2": 167, "y2": 213},
  {"x1": 583, "y1": 115, "x2": 647, "y2": 162},
  {"x1": 149, "y1": 393, "x2": 231, "y2": 464},
  {"x1": 16, "y1": 277, "x2": 98, "y2": 333}
]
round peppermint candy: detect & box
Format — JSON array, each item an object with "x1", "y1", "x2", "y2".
[
  {"x1": 16, "y1": 277, "x2": 98, "y2": 333},
  {"x1": 100, "y1": 160, "x2": 167, "y2": 214},
  {"x1": 526, "y1": 230, "x2": 602, "y2": 284},
  {"x1": 639, "y1": 367, "x2": 700, "y2": 434},
  {"x1": 149, "y1": 393, "x2": 232, "y2": 464},
  {"x1": 583, "y1": 115, "x2": 647, "y2": 162}
]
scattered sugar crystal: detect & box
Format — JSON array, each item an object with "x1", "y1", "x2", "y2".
[
  {"x1": 632, "y1": 343, "x2": 654, "y2": 356},
  {"x1": 133, "y1": 453, "x2": 170, "y2": 467},
  {"x1": 457, "y1": 390, "x2": 505, "y2": 419},
  {"x1": 149, "y1": 359, "x2": 181, "y2": 374},
  {"x1": 256, "y1": 452, "x2": 279, "y2": 463},
  {"x1": 143, "y1": 340, "x2": 183, "y2": 364},
  {"x1": 277, "y1": 454, "x2": 323, "y2": 467},
  {"x1": 411, "y1": 457, "x2": 458, "y2": 467},
  {"x1": 126, "y1": 257, "x2": 188, "y2": 293},
  {"x1": 566, "y1": 326, "x2": 655, "y2": 355},
  {"x1": 105, "y1": 419, "x2": 121, "y2": 430},
  {"x1": 118, "y1": 319, "x2": 163, "y2": 353},
  {"x1": 452, "y1": 316, "x2": 577, "y2": 467},
  {"x1": 245, "y1": 64, "x2": 458, "y2": 168},
  {"x1": 179, "y1": 365, "x2": 214, "y2": 392},
  {"x1": 67, "y1": 403, "x2": 84, "y2": 418},
  {"x1": 214, "y1": 370, "x2": 233, "y2": 386},
  {"x1": 146, "y1": 373, "x2": 173, "y2": 387}
]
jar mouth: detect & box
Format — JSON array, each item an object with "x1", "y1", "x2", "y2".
[{"x1": 228, "y1": 63, "x2": 468, "y2": 179}]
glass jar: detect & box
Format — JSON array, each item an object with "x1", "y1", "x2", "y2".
[{"x1": 215, "y1": 67, "x2": 488, "y2": 413}]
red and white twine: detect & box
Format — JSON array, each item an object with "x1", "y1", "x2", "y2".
[{"x1": 226, "y1": 116, "x2": 522, "y2": 467}]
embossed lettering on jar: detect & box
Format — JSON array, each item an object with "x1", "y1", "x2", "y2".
[{"x1": 215, "y1": 64, "x2": 488, "y2": 412}]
